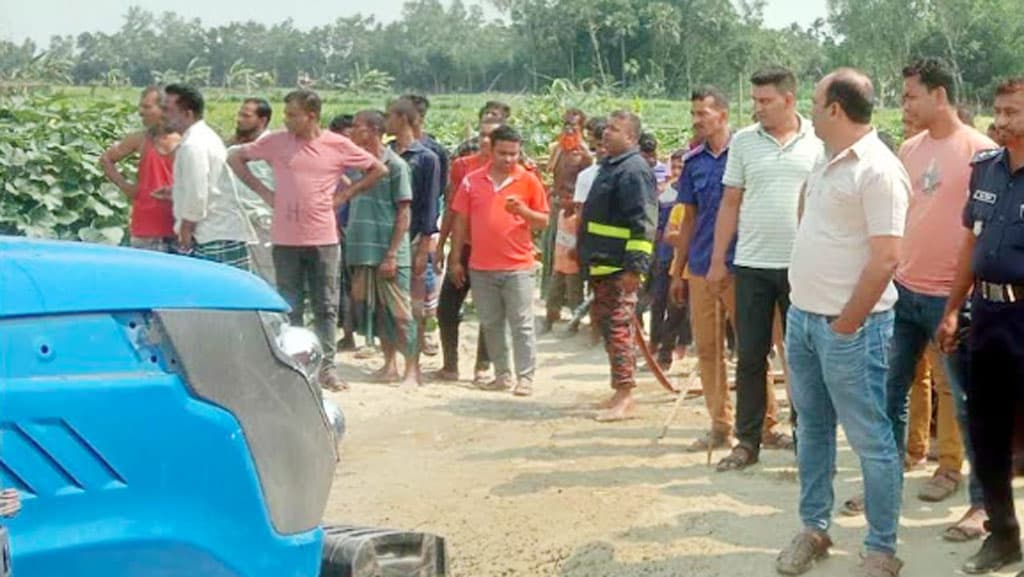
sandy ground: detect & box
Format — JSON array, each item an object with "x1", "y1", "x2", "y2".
[{"x1": 321, "y1": 300, "x2": 1019, "y2": 577}]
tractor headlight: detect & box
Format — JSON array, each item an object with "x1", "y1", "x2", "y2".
[{"x1": 260, "y1": 312, "x2": 323, "y2": 383}]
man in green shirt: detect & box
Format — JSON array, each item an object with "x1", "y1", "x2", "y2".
[{"x1": 343, "y1": 110, "x2": 418, "y2": 386}]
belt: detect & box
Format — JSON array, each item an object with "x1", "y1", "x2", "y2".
[{"x1": 977, "y1": 281, "x2": 1024, "y2": 303}]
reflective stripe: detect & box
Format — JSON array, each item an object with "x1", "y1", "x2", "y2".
[
  {"x1": 589, "y1": 265, "x2": 623, "y2": 276},
  {"x1": 625, "y1": 239, "x2": 653, "y2": 254},
  {"x1": 587, "y1": 222, "x2": 630, "y2": 240}
]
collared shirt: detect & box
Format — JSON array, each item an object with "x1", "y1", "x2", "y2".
[
  {"x1": 963, "y1": 148, "x2": 1024, "y2": 284},
  {"x1": 172, "y1": 120, "x2": 251, "y2": 244},
  {"x1": 346, "y1": 148, "x2": 413, "y2": 267},
  {"x1": 451, "y1": 163, "x2": 549, "y2": 272},
  {"x1": 391, "y1": 140, "x2": 441, "y2": 241},
  {"x1": 676, "y1": 139, "x2": 734, "y2": 276},
  {"x1": 897, "y1": 126, "x2": 997, "y2": 296},
  {"x1": 789, "y1": 130, "x2": 910, "y2": 316},
  {"x1": 241, "y1": 129, "x2": 378, "y2": 247},
  {"x1": 722, "y1": 116, "x2": 824, "y2": 268}
]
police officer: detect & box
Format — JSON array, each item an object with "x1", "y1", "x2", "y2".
[
  {"x1": 578, "y1": 109, "x2": 657, "y2": 422},
  {"x1": 938, "y1": 77, "x2": 1024, "y2": 576}
]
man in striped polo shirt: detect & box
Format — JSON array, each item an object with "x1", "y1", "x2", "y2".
[{"x1": 708, "y1": 67, "x2": 824, "y2": 471}]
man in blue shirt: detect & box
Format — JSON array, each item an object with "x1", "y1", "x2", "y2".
[
  {"x1": 669, "y1": 86, "x2": 743, "y2": 453},
  {"x1": 938, "y1": 77, "x2": 1024, "y2": 575},
  {"x1": 387, "y1": 97, "x2": 442, "y2": 384}
]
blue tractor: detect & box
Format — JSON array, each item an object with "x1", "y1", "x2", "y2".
[{"x1": 0, "y1": 237, "x2": 446, "y2": 577}]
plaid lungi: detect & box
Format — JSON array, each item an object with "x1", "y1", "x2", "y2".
[
  {"x1": 193, "y1": 240, "x2": 251, "y2": 271},
  {"x1": 350, "y1": 265, "x2": 417, "y2": 357}
]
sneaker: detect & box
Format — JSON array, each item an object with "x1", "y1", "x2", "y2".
[
  {"x1": 963, "y1": 533, "x2": 1022, "y2": 574},
  {"x1": 856, "y1": 552, "x2": 903, "y2": 577},
  {"x1": 512, "y1": 377, "x2": 534, "y2": 397},
  {"x1": 775, "y1": 529, "x2": 832, "y2": 575}
]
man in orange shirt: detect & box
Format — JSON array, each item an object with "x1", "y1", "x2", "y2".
[{"x1": 449, "y1": 125, "x2": 549, "y2": 396}]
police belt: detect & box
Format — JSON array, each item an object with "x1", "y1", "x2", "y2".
[{"x1": 977, "y1": 280, "x2": 1024, "y2": 303}]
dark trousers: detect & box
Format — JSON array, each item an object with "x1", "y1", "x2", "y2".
[
  {"x1": 734, "y1": 266, "x2": 791, "y2": 452},
  {"x1": 968, "y1": 295, "x2": 1024, "y2": 540},
  {"x1": 273, "y1": 244, "x2": 340, "y2": 375},
  {"x1": 648, "y1": 259, "x2": 692, "y2": 363},
  {"x1": 437, "y1": 248, "x2": 490, "y2": 374}
]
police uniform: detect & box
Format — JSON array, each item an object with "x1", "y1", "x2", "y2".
[
  {"x1": 963, "y1": 147, "x2": 1024, "y2": 545},
  {"x1": 578, "y1": 147, "x2": 657, "y2": 390}
]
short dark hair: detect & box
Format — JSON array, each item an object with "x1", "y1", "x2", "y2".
[
  {"x1": 639, "y1": 132, "x2": 658, "y2": 154},
  {"x1": 751, "y1": 66, "x2": 797, "y2": 95},
  {"x1": 141, "y1": 85, "x2": 162, "y2": 99},
  {"x1": 691, "y1": 85, "x2": 729, "y2": 110},
  {"x1": 670, "y1": 148, "x2": 687, "y2": 161},
  {"x1": 244, "y1": 97, "x2": 272, "y2": 123},
  {"x1": 490, "y1": 124, "x2": 522, "y2": 145},
  {"x1": 480, "y1": 100, "x2": 511, "y2": 121},
  {"x1": 608, "y1": 110, "x2": 642, "y2": 140},
  {"x1": 354, "y1": 110, "x2": 386, "y2": 135},
  {"x1": 402, "y1": 94, "x2": 430, "y2": 119},
  {"x1": 995, "y1": 77, "x2": 1024, "y2": 97},
  {"x1": 585, "y1": 118, "x2": 606, "y2": 140},
  {"x1": 825, "y1": 71, "x2": 874, "y2": 124},
  {"x1": 388, "y1": 97, "x2": 421, "y2": 128},
  {"x1": 902, "y1": 57, "x2": 957, "y2": 104},
  {"x1": 284, "y1": 89, "x2": 322, "y2": 118},
  {"x1": 164, "y1": 84, "x2": 204, "y2": 118},
  {"x1": 328, "y1": 114, "x2": 355, "y2": 133}
]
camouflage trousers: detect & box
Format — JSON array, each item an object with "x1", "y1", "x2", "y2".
[{"x1": 591, "y1": 275, "x2": 639, "y2": 390}]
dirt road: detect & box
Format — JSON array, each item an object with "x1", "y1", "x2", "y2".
[{"x1": 323, "y1": 314, "x2": 1016, "y2": 577}]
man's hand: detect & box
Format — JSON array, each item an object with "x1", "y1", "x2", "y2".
[
  {"x1": 936, "y1": 311, "x2": 960, "y2": 354},
  {"x1": 380, "y1": 254, "x2": 398, "y2": 279},
  {"x1": 413, "y1": 244, "x2": 429, "y2": 276},
  {"x1": 706, "y1": 259, "x2": 729, "y2": 293},
  {"x1": 504, "y1": 196, "x2": 526, "y2": 217},
  {"x1": 670, "y1": 277, "x2": 687, "y2": 306},
  {"x1": 432, "y1": 246, "x2": 445, "y2": 275},
  {"x1": 449, "y1": 259, "x2": 467, "y2": 289},
  {"x1": 619, "y1": 271, "x2": 641, "y2": 294},
  {"x1": 177, "y1": 231, "x2": 193, "y2": 252},
  {"x1": 0, "y1": 488, "x2": 21, "y2": 518},
  {"x1": 150, "y1": 186, "x2": 172, "y2": 201},
  {"x1": 829, "y1": 317, "x2": 861, "y2": 336}
]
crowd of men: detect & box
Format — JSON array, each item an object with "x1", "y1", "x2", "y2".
[{"x1": 98, "y1": 56, "x2": 1024, "y2": 577}]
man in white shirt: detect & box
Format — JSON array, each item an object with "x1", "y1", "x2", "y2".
[
  {"x1": 776, "y1": 68, "x2": 910, "y2": 577},
  {"x1": 161, "y1": 84, "x2": 251, "y2": 270}
]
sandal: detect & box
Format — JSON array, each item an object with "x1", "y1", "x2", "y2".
[
  {"x1": 686, "y1": 431, "x2": 732, "y2": 453},
  {"x1": 840, "y1": 493, "x2": 864, "y2": 517},
  {"x1": 943, "y1": 506, "x2": 988, "y2": 543},
  {"x1": 763, "y1": 430, "x2": 795, "y2": 451},
  {"x1": 716, "y1": 444, "x2": 758, "y2": 472},
  {"x1": 918, "y1": 468, "x2": 962, "y2": 502}
]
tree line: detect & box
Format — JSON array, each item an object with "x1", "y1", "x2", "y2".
[{"x1": 2, "y1": 0, "x2": 1023, "y2": 105}]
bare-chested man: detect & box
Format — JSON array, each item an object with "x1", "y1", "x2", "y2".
[{"x1": 101, "y1": 86, "x2": 180, "y2": 251}]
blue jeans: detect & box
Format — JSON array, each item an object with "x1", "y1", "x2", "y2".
[
  {"x1": 787, "y1": 306, "x2": 901, "y2": 554},
  {"x1": 885, "y1": 282, "x2": 982, "y2": 506}
]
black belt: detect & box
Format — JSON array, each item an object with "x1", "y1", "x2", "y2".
[{"x1": 977, "y1": 281, "x2": 1024, "y2": 303}]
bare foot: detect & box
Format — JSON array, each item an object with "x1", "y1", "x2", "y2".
[
  {"x1": 373, "y1": 365, "x2": 400, "y2": 383},
  {"x1": 595, "y1": 390, "x2": 635, "y2": 422}
]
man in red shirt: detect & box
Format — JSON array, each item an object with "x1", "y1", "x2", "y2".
[
  {"x1": 449, "y1": 125, "x2": 549, "y2": 396},
  {"x1": 101, "y1": 86, "x2": 180, "y2": 251},
  {"x1": 228, "y1": 90, "x2": 387, "y2": 391}
]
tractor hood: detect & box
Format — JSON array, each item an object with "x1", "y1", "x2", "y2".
[{"x1": 0, "y1": 237, "x2": 286, "y2": 318}]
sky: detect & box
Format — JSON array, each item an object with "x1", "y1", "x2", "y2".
[{"x1": 1, "y1": 0, "x2": 829, "y2": 47}]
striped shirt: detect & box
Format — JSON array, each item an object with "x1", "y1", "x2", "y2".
[{"x1": 721, "y1": 117, "x2": 823, "y2": 269}]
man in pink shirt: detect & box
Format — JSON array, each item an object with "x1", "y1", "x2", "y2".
[
  {"x1": 880, "y1": 58, "x2": 996, "y2": 539},
  {"x1": 228, "y1": 89, "x2": 387, "y2": 391}
]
